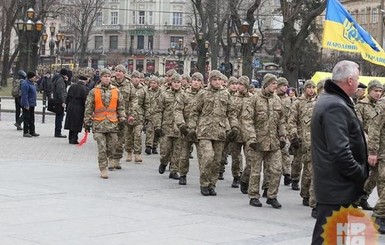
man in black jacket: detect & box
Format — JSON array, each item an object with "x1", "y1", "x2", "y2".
[
  {"x1": 311, "y1": 60, "x2": 369, "y2": 245},
  {"x1": 52, "y1": 68, "x2": 68, "y2": 138}
]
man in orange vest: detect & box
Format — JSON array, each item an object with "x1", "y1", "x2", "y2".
[{"x1": 84, "y1": 68, "x2": 126, "y2": 179}]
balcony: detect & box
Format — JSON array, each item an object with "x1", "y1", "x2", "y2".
[
  {"x1": 94, "y1": 25, "x2": 122, "y2": 33},
  {"x1": 128, "y1": 24, "x2": 156, "y2": 36},
  {"x1": 164, "y1": 24, "x2": 190, "y2": 34}
]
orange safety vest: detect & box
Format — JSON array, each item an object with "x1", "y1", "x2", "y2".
[{"x1": 93, "y1": 87, "x2": 119, "y2": 122}]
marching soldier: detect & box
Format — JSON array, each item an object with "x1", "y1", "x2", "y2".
[
  {"x1": 145, "y1": 76, "x2": 162, "y2": 154},
  {"x1": 84, "y1": 68, "x2": 126, "y2": 179}
]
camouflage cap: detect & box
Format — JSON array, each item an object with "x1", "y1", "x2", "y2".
[
  {"x1": 191, "y1": 72, "x2": 204, "y2": 82},
  {"x1": 131, "y1": 70, "x2": 141, "y2": 78},
  {"x1": 181, "y1": 74, "x2": 191, "y2": 81},
  {"x1": 100, "y1": 68, "x2": 111, "y2": 77},
  {"x1": 171, "y1": 72, "x2": 181, "y2": 82},
  {"x1": 115, "y1": 64, "x2": 127, "y2": 73},
  {"x1": 166, "y1": 69, "x2": 176, "y2": 77},
  {"x1": 150, "y1": 76, "x2": 160, "y2": 83},
  {"x1": 262, "y1": 73, "x2": 277, "y2": 88},
  {"x1": 221, "y1": 74, "x2": 229, "y2": 83},
  {"x1": 229, "y1": 76, "x2": 238, "y2": 85},
  {"x1": 304, "y1": 79, "x2": 316, "y2": 88},
  {"x1": 277, "y1": 77, "x2": 289, "y2": 87},
  {"x1": 209, "y1": 70, "x2": 222, "y2": 81},
  {"x1": 368, "y1": 79, "x2": 383, "y2": 92},
  {"x1": 139, "y1": 72, "x2": 145, "y2": 78},
  {"x1": 237, "y1": 76, "x2": 250, "y2": 87}
]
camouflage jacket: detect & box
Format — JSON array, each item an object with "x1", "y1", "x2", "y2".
[
  {"x1": 241, "y1": 89, "x2": 286, "y2": 151},
  {"x1": 277, "y1": 92, "x2": 292, "y2": 123},
  {"x1": 147, "y1": 88, "x2": 162, "y2": 121},
  {"x1": 153, "y1": 88, "x2": 182, "y2": 137},
  {"x1": 368, "y1": 99, "x2": 385, "y2": 155},
  {"x1": 288, "y1": 94, "x2": 316, "y2": 148},
  {"x1": 355, "y1": 95, "x2": 378, "y2": 133},
  {"x1": 84, "y1": 84, "x2": 126, "y2": 133},
  {"x1": 174, "y1": 87, "x2": 201, "y2": 128},
  {"x1": 188, "y1": 87, "x2": 238, "y2": 141},
  {"x1": 232, "y1": 91, "x2": 253, "y2": 143},
  {"x1": 110, "y1": 77, "x2": 138, "y2": 119},
  {"x1": 133, "y1": 83, "x2": 150, "y2": 124}
]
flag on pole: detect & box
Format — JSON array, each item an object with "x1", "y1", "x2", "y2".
[{"x1": 322, "y1": 0, "x2": 385, "y2": 67}]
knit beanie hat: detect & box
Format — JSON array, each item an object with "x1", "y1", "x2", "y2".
[{"x1": 262, "y1": 73, "x2": 277, "y2": 88}]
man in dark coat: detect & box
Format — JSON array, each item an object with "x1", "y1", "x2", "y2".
[
  {"x1": 64, "y1": 75, "x2": 89, "y2": 144},
  {"x1": 310, "y1": 60, "x2": 369, "y2": 245},
  {"x1": 52, "y1": 68, "x2": 68, "y2": 138},
  {"x1": 21, "y1": 72, "x2": 39, "y2": 137}
]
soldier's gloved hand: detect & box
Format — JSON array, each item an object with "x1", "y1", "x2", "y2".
[
  {"x1": 290, "y1": 137, "x2": 301, "y2": 150},
  {"x1": 227, "y1": 127, "x2": 239, "y2": 142},
  {"x1": 279, "y1": 140, "x2": 286, "y2": 149},
  {"x1": 187, "y1": 130, "x2": 198, "y2": 142},
  {"x1": 154, "y1": 128, "x2": 163, "y2": 138},
  {"x1": 84, "y1": 123, "x2": 92, "y2": 133},
  {"x1": 179, "y1": 124, "x2": 189, "y2": 136}
]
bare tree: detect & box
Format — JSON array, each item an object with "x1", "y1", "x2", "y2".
[{"x1": 63, "y1": 0, "x2": 106, "y2": 67}]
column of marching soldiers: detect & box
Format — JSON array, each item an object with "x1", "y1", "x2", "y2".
[{"x1": 79, "y1": 64, "x2": 384, "y2": 219}]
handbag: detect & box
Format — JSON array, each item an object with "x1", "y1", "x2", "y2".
[{"x1": 47, "y1": 98, "x2": 64, "y2": 113}]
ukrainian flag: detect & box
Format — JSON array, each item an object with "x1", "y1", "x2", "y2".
[{"x1": 322, "y1": 0, "x2": 385, "y2": 67}]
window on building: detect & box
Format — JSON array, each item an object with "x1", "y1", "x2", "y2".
[
  {"x1": 95, "y1": 12, "x2": 102, "y2": 26},
  {"x1": 110, "y1": 36, "x2": 118, "y2": 49},
  {"x1": 172, "y1": 12, "x2": 183, "y2": 26},
  {"x1": 148, "y1": 11, "x2": 153, "y2": 25},
  {"x1": 111, "y1": 11, "x2": 118, "y2": 25},
  {"x1": 372, "y1": 8, "x2": 378, "y2": 23},
  {"x1": 139, "y1": 11, "x2": 145, "y2": 25},
  {"x1": 132, "y1": 11, "x2": 136, "y2": 24},
  {"x1": 148, "y1": 36, "x2": 153, "y2": 50},
  {"x1": 170, "y1": 36, "x2": 183, "y2": 49},
  {"x1": 137, "y1": 35, "x2": 144, "y2": 49},
  {"x1": 95, "y1": 36, "x2": 103, "y2": 49}
]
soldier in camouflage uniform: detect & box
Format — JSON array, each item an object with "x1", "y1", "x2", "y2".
[
  {"x1": 109, "y1": 64, "x2": 137, "y2": 169},
  {"x1": 356, "y1": 80, "x2": 383, "y2": 211},
  {"x1": 368, "y1": 95, "x2": 385, "y2": 234},
  {"x1": 242, "y1": 73, "x2": 286, "y2": 208},
  {"x1": 276, "y1": 77, "x2": 292, "y2": 186},
  {"x1": 288, "y1": 80, "x2": 316, "y2": 208},
  {"x1": 228, "y1": 76, "x2": 253, "y2": 188},
  {"x1": 154, "y1": 73, "x2": 183, "y2": 180},
  {"x1": 181, "y1": 74, "x2": 191, "y2": 90},
  {"x1": 219, "y1": 76, "x2": 238, "y2": 180},
  {"x1": 174, "y1": 72, "x2": 204, "y2": 185},
  {"x1": 125, "y1": 70, "x2": 150, "y2": 163},
  {"x1": 188, "y1": 70, "x2": 239, "y2": 196},
  {"x1": 84, "y1": 68, "x2": 126, "y2": 179},
  {"x1": 144, "y1": 76, "x2": 162, "y2": 155}
]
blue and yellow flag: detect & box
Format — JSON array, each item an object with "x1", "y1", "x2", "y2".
[{"x1": 322, "y1": 0, "x2": 385, "y2": 67}]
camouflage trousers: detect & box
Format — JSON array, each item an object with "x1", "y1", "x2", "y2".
[
  {"x1": 199, "y1": 139, "x2": 225, "y2": 188},
  {"x1": 291, "y1": 147, "x2": 304, "y2": 181},
  {"x1": 241, "y1": 154, "x2": 270, "y2": 190},
  {"x1": 281, "y1": 139, "x2": 292, "y2": 176},
  {"x1": 145, "y1": 120, "x2": 159, "y2": 148},
  {"x1": 113, "y1": 123, "x2": 126, "y2": 160},
  {"x1": 125, "y1": 124, "x2": 143, "y2": 154},
  {"x1": 363, "y1": 165, "x2": 378, "y2": 198},
  {"x1": 248, "y1": 147, "x2": 282, "y2": 199},
  {"x1": 301, "y1": 147, "x2": 316, "y2": 208},
  {"x1": 160, "y1": 136, "x2": 180, "y2": 174},
  {"x1": 373, "y1": 156, "x2": 385, "y2": 218},
  {"x1": 219, "y1": 141, "x2": 230, "y2": 174},
  {"x1": 93, "y1": 132, "x2": 118, "y2": 171},
  {"x1": 179, "y1": 138, "x2": 200, "y2": 177}
]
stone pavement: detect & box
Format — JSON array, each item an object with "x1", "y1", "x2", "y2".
[{"x1": 0, "y1": 109, "x2": 383, "y2": 245}]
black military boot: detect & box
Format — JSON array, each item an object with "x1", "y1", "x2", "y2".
[
  {"x1": 208, "y1": 187, "x2": 217, "y2": 196},
  {"x1": 179, "y1": 176, "x2": 187, "y2": 185},
  {"x1": 218, "y1": 172, "x2": 224, "y2": 180},
  {"x1": 231, "y1": 177, "x2": 240, "y2": 188},
  {"x1": 266, "y1": 198, "x2": 282, "y2": 209},
  {"x1": 262, "y1": 188, "x2": 268, "y2": 198},
  {"x1": 240, "y1": 181, "x2": 248, "y2": 194},
  {"x1": 311, "y1": 208, "x2": 317, "y2": 219},
  {"x1": 152, "y1": 147, "x2": 158, "y2": 154},
  {"x1": 158, "y1": 163, "x2": 167, "y2": 174},
  {"x1": 249, "y1": 198, "x2": 262, "y2": 207},
  {"x1": 359, "y1": 198, "x2": 373, "y2": 210},
  {"x1": 145, "y1": 146, "x2": 152, "y2": 155},
  {"x1": 292, "y1": 180, "x2": 300, "y2": 191},
  {"x1": 200, "y1": 187, "x2": 210, "y2": 196},
  {"x1": 284, "y1": 174, "x2": 292, "y2": 186},
  {"x1": 169, "y1": 172, "x2": 180, "y2": 180},
  {"x1": 302, "y1": 197, "x2": 309, "y2": 206}
]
